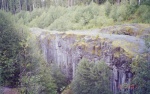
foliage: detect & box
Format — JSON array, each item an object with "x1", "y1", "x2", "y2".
[
  {"x1": 105, "y1": 1, "x2": 112, "y2": 16},
  {"x1": 71, "y1": 59, "x2": 112, "y2": 94},
  {"x1": 50, "y1": 64, "x2": 69, "y2": 93},
  {"x1": 12, "y1": 2, "x2": 150, "y2": 31},
  {"x1": 144, "y1": 35, "x2": 150, "y2": 48},
  {"x1": 134, "y1": 5, "x2": 150, "y2": 23},
  {"x1": 126, "y1": 4, "x2": 138, "y2": 19},
  {"x1": 131, "y1": 56, "x2": 150, "y2": 94},
  {"x1": 109, "y1": 4, "x2": 130, "y2": 22},
  {"x1": 0, "y1": 11, "x2": 58, "y2": 94},
  {"x1": 0, "y1": 1, "x2": 150, "y2": 93},
  {"x1": 18, "y1": 35, "x2": 57, "y2": 94},
  {"x1": 24, "y1": 3, "x2": 114, "y2": 30},
  {"x1": 38, "y1": 62, "x2": 57, "y2": 94},
  {"x1": 141, "y1": 0, "x2": 150, "y2": 5},
  {"x1": 109, "y1": 5, "x2": 117, "y2": 21},
  {"x1": 0, "y1": 10, "x2": 28, "y2": 87},
  {"x1": 28, "y1": 7, "x2": 67, "y2": 28}
]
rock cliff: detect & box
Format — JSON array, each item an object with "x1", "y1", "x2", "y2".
[{"x1": 30, "y1": 24, "x2": 149, "y2": 94}]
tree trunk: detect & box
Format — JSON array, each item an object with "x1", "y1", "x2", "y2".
[
  {"x1": 138, "y1": 0, "x2": 140, "y2": 5},
  {"x1": 1, "y1": 0, "x2": 4, "y2": 10}
]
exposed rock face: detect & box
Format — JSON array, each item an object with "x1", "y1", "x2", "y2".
[
  {"x1": 0, "y1": 87, "x2": 18, "y2": 94},
  {"x1": 30, "y1": 25, "x2": 149, "y2": 94}
]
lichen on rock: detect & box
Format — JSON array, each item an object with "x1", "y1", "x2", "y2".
[{"x1": 30, "y1": 24, "x2": 149, "y2": 94}]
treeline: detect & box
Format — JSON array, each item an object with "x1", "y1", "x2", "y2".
[
  {"x1": 0, "y1": 0, "x2": 150, "y2": 13},
  {"x1": 0, "y1": 0, "x2": 107, "y2": 13},
  {"x1": 14, "y1": 2, "x2": 150, "y2": 31},
  {"x1": 0, "y1": 0, "x2": 33, "y2": 13}
]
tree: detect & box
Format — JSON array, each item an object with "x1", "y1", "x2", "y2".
[
  {"x1": 38, "y1": 61, "x2": 57, "y2": 94},
  {"x1": 131, "y1": 56, "x2": 150, "y2": 94},
  {"x1": 141, "y1": 0, "x2": 150, "y2": 5},
  {"x1": 0, "y1": 10, "x2": 57, "y2": 93},
  {"x1": 72, "y1": 59, "x2": 112, "y2": 94},
  {"x1": 50, "y1": 64, "x2": 68, "y2": 94},
  {"x1": 0, "y1": 10, "x2": 27, "y2": 87}
]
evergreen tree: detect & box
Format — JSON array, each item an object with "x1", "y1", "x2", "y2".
[
  {"x1": 72, "y1": 59, "x2": 112, "y2": 94},
  {"x1": 131, "y1": 56, "x2": 150, "y2": 94},
  {"x1": 0, "y1": 10, "x2": 58, "y2": 93},
  {"x1": 50, "y1": 64, "x2": 68, "y2": 94},
  {"x1": 0, "y1": 10, "x2": 27, "y2": 87}
]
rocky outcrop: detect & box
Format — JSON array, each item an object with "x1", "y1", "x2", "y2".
[
  {"x1": 0, "y1": 87, "x2": 18, "y2": 94},
  {"x1": 30, "y1": 24, "x2": 149, "y2": 94}
]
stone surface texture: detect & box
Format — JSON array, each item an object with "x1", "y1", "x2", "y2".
[{"x1": 30, "y1": 24, "x2": 149, "y2": 94}]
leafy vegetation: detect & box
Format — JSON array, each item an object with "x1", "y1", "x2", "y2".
[
  {"x1": 72, "y1": 59, "x2": 112, "y2": 94},
  {"x1": 131, "y1": 56, "x2": 150, "y2": 94},
  {"x1": 0, "y1": 10, "x2": 29, "y2": 87},
  {"x1": 0, "y1": 10, "x2": 68, "y2": 94},
  {"x1": 0, "y1": 0, "x2": 150, "y2": 94},
  {"x1": 13, "y1": 2, "x2": 150, "y2": 31},
  {"x1": 50, "y1": 64, "x2": 69, "y2": 94}
]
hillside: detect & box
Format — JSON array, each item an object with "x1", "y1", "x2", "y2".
[{"x1": 0, "y1": 0, "x2": 150, "y2": 94}]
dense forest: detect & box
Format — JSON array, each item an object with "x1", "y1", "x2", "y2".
[
  {"x1": 0, "y1": 0, "x2": 149, "y2": 31},
  {"x1": 0, "y1": 0, "x2": 150, "y2": 94},
  {"x1": 0, "y1": 0, "x2": 148, "y2": 13}
]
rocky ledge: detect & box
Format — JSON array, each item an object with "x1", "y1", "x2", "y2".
[{"x1": 30, "y1": 24, "x2": 150, "y2": 94}]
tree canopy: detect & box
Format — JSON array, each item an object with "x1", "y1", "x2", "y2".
[
  {"x1": 72, "y1": 59, "x2": 112, "y2": 94},
  {"x1": 0, "y1": 0, "x2": 149, "y2": 13},
  {"x1": 0, "y1": 10, "x2": 27, "y2": 87}
]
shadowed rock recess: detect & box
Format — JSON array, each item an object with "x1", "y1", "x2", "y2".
[{"x1": 30, "y1": 24, "x2": 149, "y2": 94}]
